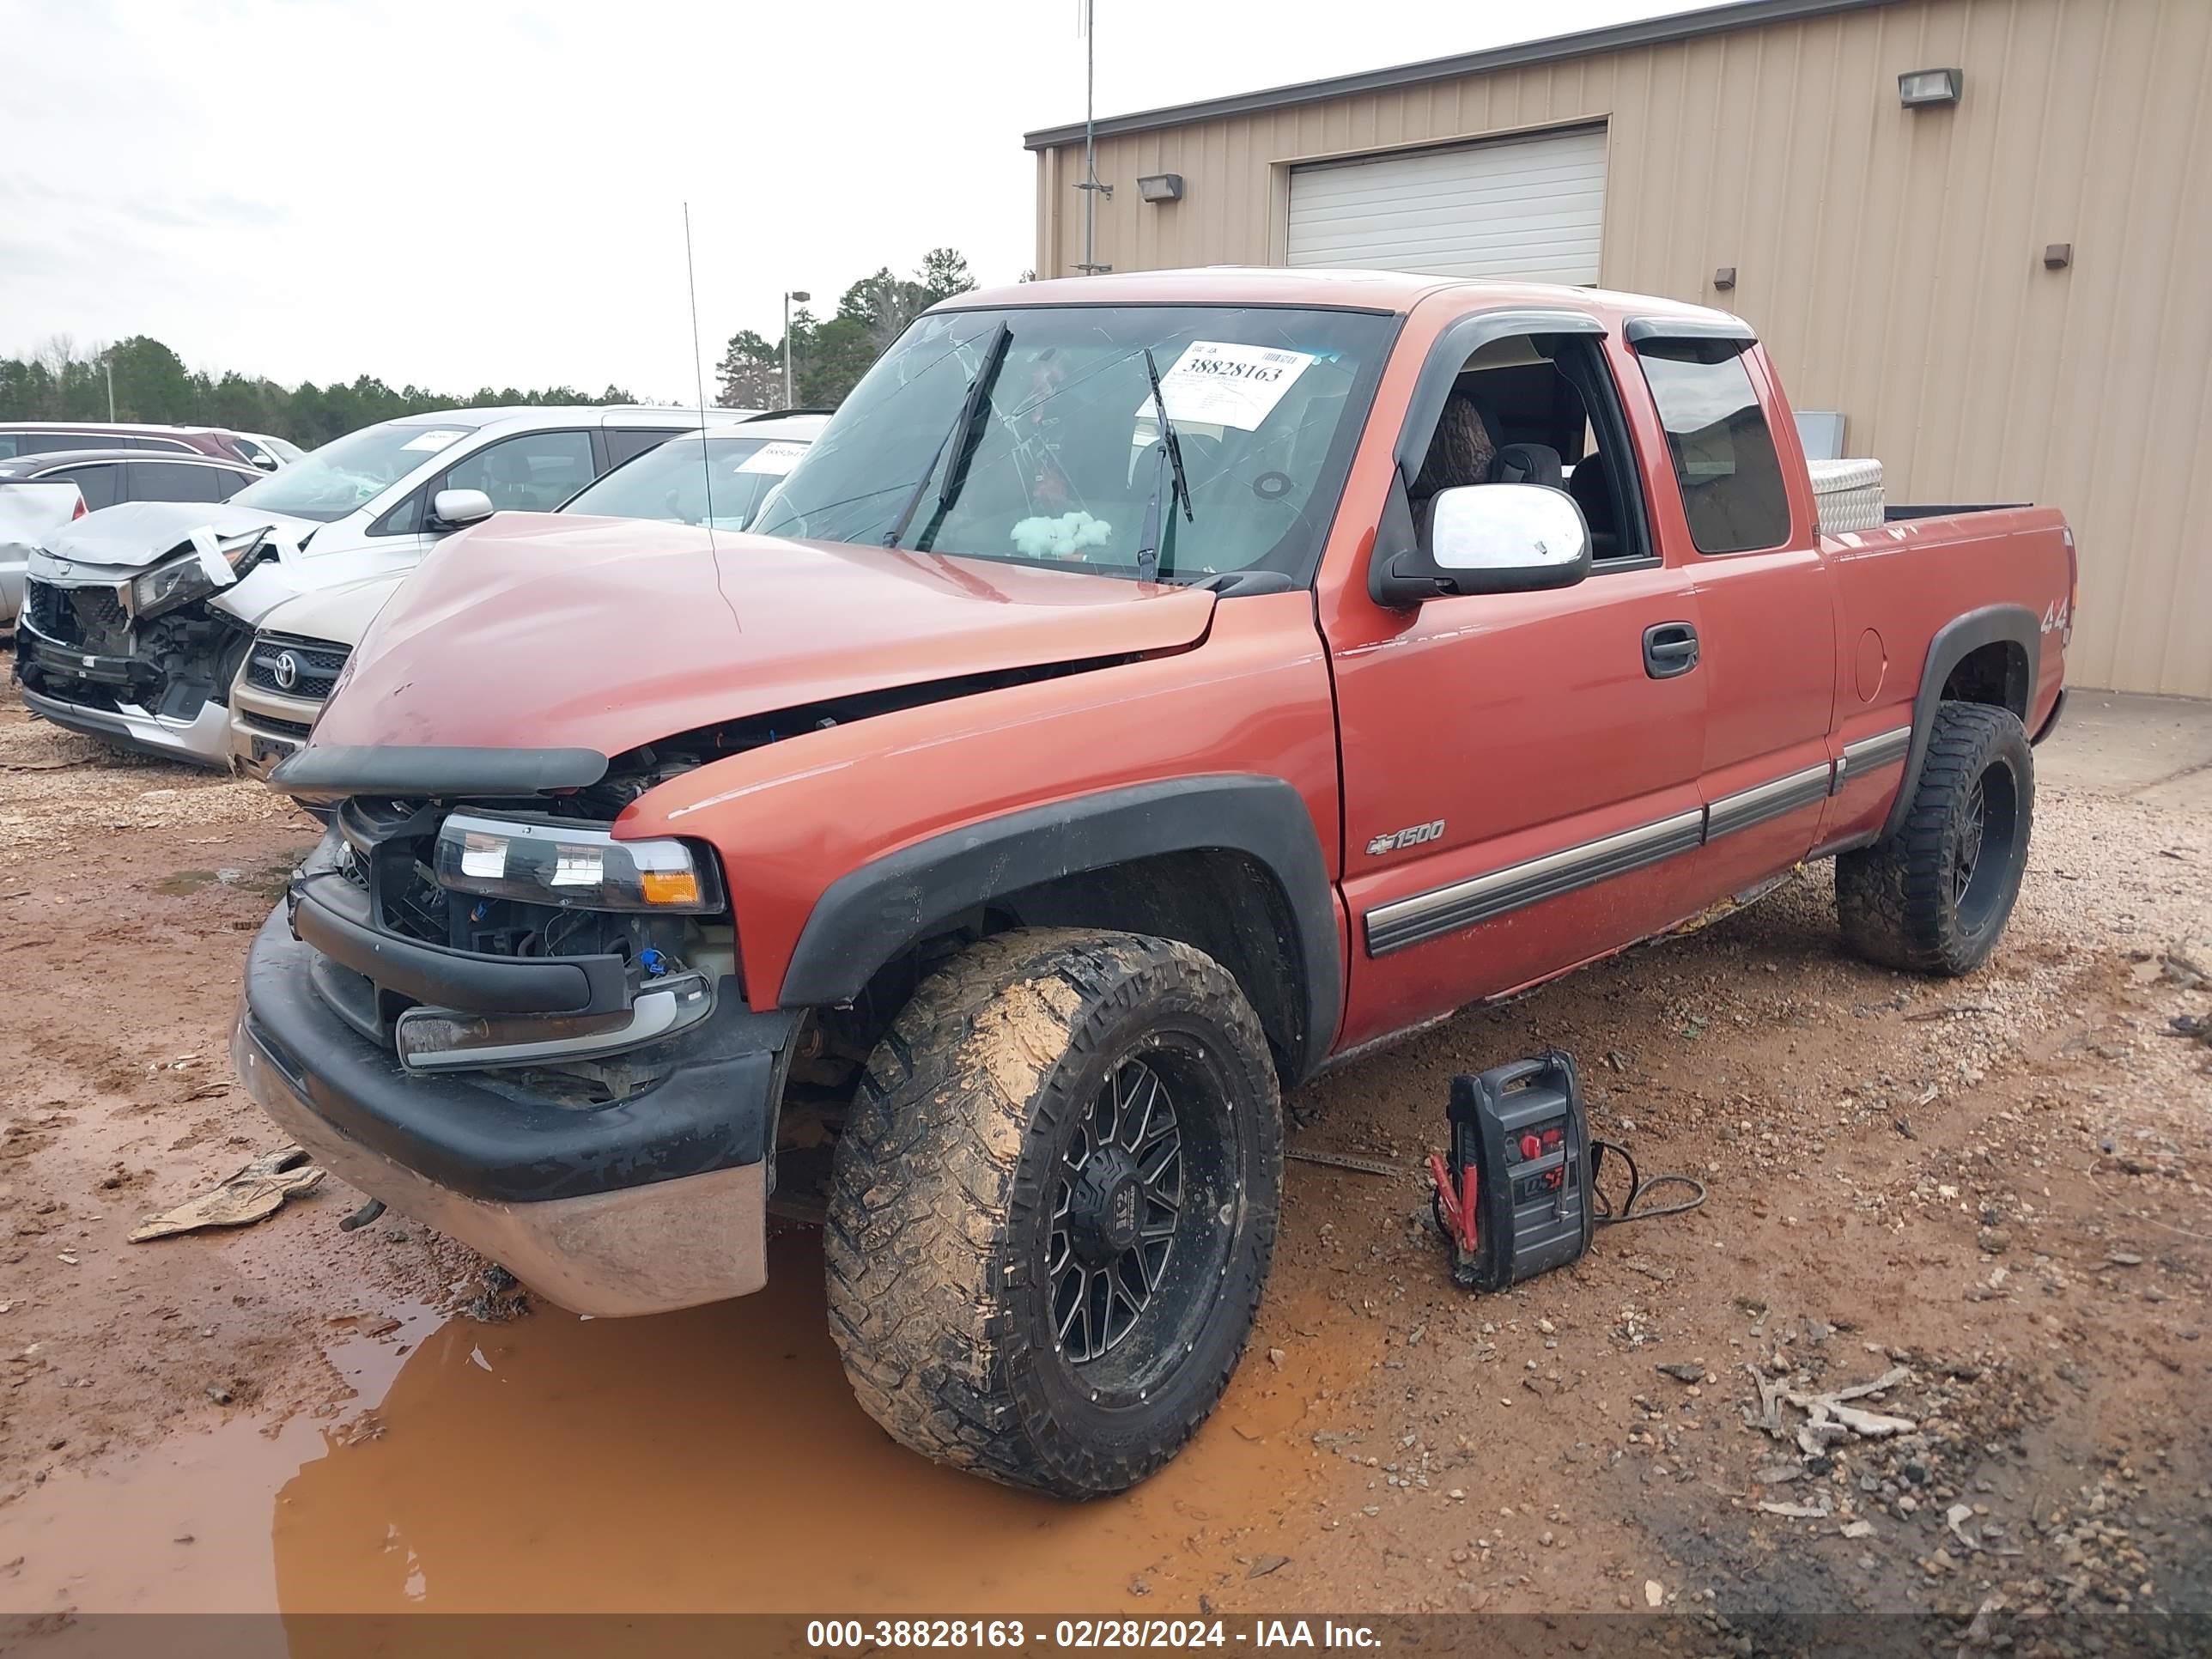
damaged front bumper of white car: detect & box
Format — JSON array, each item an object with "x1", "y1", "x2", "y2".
[{"x1": 14, "y1": 516, "x2": 305, "y2": 768}]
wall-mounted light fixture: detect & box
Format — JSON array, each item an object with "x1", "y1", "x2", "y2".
[
  {"x1": 1136, "y1": 173, "x2": 1185, "y2": 204},
  {"x1": 1898, "y1": 67, "x2": 1963, "y2": 108},
  {"x1": 2043, "y1": 243, "x2": 2073, "y2": 270},
  {"x1": 1712, "y1": 266, "x2": 1737, "y2": 290}
]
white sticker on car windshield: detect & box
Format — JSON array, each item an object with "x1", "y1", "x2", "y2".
[
  {"x1": 734, "y1": 441, "x2": 808, "y2": 476},
  {"x1": 1139, "y1": 342, "x2": 1315, "y2": 432},
  {"x1": 401, "y1": 428, "x2": 470, "y2": 453}
]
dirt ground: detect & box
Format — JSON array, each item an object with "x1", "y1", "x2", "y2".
[{"x1": 0, "y1": 687, "x2": 2206, "y2": 1635}]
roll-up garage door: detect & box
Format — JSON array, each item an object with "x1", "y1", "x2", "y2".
[{"x1": 1285, "y1": 125, "x2": 1607, "y2": 283}]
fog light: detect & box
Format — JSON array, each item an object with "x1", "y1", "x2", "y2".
[{"x1": 395, "y1": 974, "x2": 714, "y2": 1073}]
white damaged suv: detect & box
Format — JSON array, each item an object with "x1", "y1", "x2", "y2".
[{"x1": 14, "y1": 405, "x2": 754, "y2": 765}]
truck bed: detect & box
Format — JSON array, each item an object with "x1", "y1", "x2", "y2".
[{"x1": 1881, "y1": 501, "x2": 2030, "y2": 521}]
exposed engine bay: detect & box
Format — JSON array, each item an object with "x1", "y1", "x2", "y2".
[
  {"x1": 15, "y1": 521, "x2": 289, "y2": 751},
  {"x1": 302, "y1": 800, "x2": 738, "y2": 1108},
  {"x1": 15, "y1": 592, "x2": 251, "y2": 724}
]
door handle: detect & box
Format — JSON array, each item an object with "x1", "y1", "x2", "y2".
[{"x1": 1644, "y1": 622, "x2": 1699, "y2": 678}]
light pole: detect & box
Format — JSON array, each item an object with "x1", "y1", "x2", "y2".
[
  {"x1": 782, "y1": 289, "x2": 811, "y2": 409},
  {"x1": 1076, "y1": 0, "x2": 1112, "y2": 274}
]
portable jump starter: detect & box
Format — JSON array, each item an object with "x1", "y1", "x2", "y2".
[{"x1": 1429, "y1": 1050, "x2": 1595, "y2": 1291}]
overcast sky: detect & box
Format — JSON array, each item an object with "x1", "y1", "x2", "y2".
[{"x1": 2, "y1": 0, "x2": 1723, "y2": 403}]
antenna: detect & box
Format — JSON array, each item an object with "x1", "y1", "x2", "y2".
[{"x1": 683, "y1": 201, "x2": 716, "y2": 544}]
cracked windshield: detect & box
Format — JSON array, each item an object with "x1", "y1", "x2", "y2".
[{"x1": 750, "y1": 305, "x2": 1391, "y2": 580}]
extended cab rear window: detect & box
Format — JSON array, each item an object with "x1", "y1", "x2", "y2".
[{"x1": 1635, "y1": 341, "x2": 1790, "y2": 556}]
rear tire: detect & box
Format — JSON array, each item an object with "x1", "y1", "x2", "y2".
[
  {"x1": 1837, "y1": 701, "x2": 2033, "y2": 975},
  {"x1": 824, "y1": 927, "x2": 1281, "y2": 1498}
]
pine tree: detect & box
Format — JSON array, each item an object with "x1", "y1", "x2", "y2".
[{"x1": 714, "y1": 330, "x2": 781, "y2": 410}]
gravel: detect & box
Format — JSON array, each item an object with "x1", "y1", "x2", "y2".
[{"x1": 0, "y1": 708, "x2": 302, "y2": 866}]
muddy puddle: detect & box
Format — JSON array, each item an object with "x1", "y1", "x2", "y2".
[{"x1": 0, "y1": 1235, "x2": 1339, "y2": 1617}]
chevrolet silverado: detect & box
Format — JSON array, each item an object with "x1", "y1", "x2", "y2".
[{"x1": 231, "y1": 267, "x2": 2074, "y2": 1498}]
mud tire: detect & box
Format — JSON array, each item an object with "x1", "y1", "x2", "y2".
[
  {"x1": 824, "y1": 928, "x2": 1281, "y2": 1498},
  {"x1": 1837, "y1": 701, "x2": 2033, "y2": 976}
]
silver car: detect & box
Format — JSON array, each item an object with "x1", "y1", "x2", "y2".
[{"x1": 1, "y1": 448, "x2": 266, "y2": 629}]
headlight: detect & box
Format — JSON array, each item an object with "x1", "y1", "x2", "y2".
[
  {"x1": 130, "y1": 530, "x2": 268, "y2": 621},
  {"x1": 433, "y1": 811, "x2": 725, "y2": 913},
  {"x1": 131, "y1": 557, "x2": 217, "y2": 619}
]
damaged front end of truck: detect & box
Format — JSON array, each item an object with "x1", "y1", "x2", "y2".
[
  {"x1": 236, "y1": 737, "x2": 790, "y2": 1318},
  {"x1": 226, "y1": 504, "x2": 1221, "y2": 1321}
]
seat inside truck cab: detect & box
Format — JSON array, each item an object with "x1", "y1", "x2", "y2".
[{"x1": 1407, "y1": 332, "x2": 1645, "y2": 566}]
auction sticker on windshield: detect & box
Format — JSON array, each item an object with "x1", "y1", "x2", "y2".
[
  {"x1": 736, "y1": 441, "x2": 808, "y2": 476},
  {"x1": 400, "y1": 428, "x2": 471, "y2": 453},
  {"x1": 1144, "y1": 342, "x2": 1314, "y2": 431}
]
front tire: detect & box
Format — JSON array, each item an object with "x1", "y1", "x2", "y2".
[
  {"x1": 825, "y1": 928, "x2": 1282, "y2": 1498},
  {"x1": 1837, "y1": 700, "x2": 2033, "y2": 975}
]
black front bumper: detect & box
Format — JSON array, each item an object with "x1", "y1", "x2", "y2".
[{"x1": 238, "y1": 908, "x2": 798, "y2": 1205}]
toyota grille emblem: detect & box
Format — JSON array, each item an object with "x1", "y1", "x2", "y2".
[{"x1": 272, "y1": 650, "x2": 300, "y2": 693}]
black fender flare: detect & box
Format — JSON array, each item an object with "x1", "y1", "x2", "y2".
[
  {"x1": 1883, "y1": 604, "x2": 2040, "y2": 841},
  {"x1": 777, "y1": 775, "x2": 1342, "y2": 1082}
]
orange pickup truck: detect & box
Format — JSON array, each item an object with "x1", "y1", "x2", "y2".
[{"x1": 234, "y1": 267, "x2": 2073, "y2": 1498}]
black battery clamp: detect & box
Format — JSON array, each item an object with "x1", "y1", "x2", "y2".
[{"x1": 1429, "y1": 1049, "x2": 1706, "y2": 1291}]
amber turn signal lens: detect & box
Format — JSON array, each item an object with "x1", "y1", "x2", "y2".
[{"x1": 640, "y1": 868, "x2": 702, "y2": 907}]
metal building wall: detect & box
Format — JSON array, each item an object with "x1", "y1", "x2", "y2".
[{"x1": 1030, "y1": 0, "x2": 2212, "y2": 696}]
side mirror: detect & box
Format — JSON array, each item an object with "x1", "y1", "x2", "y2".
[
  {"x1": 429, "y1": 488, "x2": 495, "y2": 530},
  {"x1": 1371, "y1": 482, "x2": 1591, "y2": 606},
  {"x1": 249, "y1": 453, "x2": 280, "y2": 472}
]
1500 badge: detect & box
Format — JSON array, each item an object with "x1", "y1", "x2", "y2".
[{"x1": 1366, "y1": 819, "x2": 1444, "y2": 857}]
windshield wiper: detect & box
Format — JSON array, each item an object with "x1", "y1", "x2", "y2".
[
  {"x1": 884, "y1": 321, "x2": 1012, "y2": 551},
  {"x1": 1133, "y1": 346, "x2": 1194, "y2": 581}
]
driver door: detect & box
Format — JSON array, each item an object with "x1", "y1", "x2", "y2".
[{"x1": 1325, "y1": 313, "x2": 1709, "y2": 1053}]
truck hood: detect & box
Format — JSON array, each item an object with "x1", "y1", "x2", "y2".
[
  {"x1": 37, "y1": 500, "x2": 318, "y2": 574},
  {"x1": 304, "y1": 513, "x2": 1217, "y2": 760}
]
